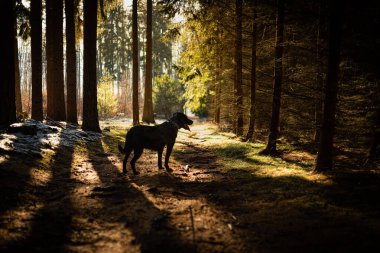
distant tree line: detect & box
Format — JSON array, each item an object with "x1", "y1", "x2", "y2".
[
  {"x1": 0, "y1": 0, "x2": 176, "y2": 132},
  {"x1": 1, "y1": 0, "x2": 379, "y2": 170},
  {"x1": 160, "y1": 0, "x2": 380, "y2": 170}
]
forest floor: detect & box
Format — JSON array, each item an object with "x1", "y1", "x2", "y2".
[{"x1": 1, "y1": 119, "x2": 380, "y2": 253}]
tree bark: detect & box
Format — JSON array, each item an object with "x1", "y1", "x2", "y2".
[
  {"x1": 31, "y1": 0, "x2": 43, "y2": 121},
  {"x1": 314, "y1": 0, "x2": 326, "y2": 143},
  {"x1": 234, "y1": 0, "x2": 244, "y2": 136},
  {"x1": 142, "y1": 0, "x2": 155, "y2": 124},
  {"x1": 0, "y1": 0, "x2": 16, "y2": 126},
  {"x1": 46, "y1": 0, "x2": 66, "y2": 121},
  {"x1": 262, "y1": 0, "x2": 284, "y2": 155},
  {"x1": 214, "y1": 26, "x2": 222, "y2": 125},
  {"x1": 82, "y1": 0, "x2": 101, "y2": 132},
  {"x1": 214, "y1": 53, "x2": 221, "y2": 125},
  {"x1": 315, "y1": 0, "x2": 343, "y2": 171},
  {"x1": 245, "y1": 0, "x2": 258, "y2": 141},
  {"x1": 365, "y1": 81, "x2": 380, "y2": 163},
  {"x1": 65, "y1": 0, "x2": 78, "y2": 124},
  {"x1": 14, "y1": 36, "x2": 22, "y2": 115},
  {"x1": 132, "y1": 0, "x2": 139, "y2": 125}
]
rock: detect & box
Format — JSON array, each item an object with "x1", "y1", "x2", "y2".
[
  {"x1": 42, "y1": 142, "x2": 53, "y2": 149},
  {"x1": 92, "y1": 186, "x2": 117, "y2": 192},
  {"x1": 103, "y1": 127, "x2": 111, "y2": 132},
  {"x1": 152, "y1": 213, "x2": 169, "y2": 229},
  {"x1": 47, "y1": 126, "x2": 59, "y2": 132},
  {"x1": 30, "y1": 151, "x2": 43, "y2": 159},
  {"x1": 66, "y1": 123, "x2": 79, "y2": 129},
  {"x1": 7, "y1": 124, "x2": 37, "y2": 135},
  {"x1": 146, "y1": 186, "x2": 159, "y2": 194},
  {"x1": 80, "y1": 132, "x2": 88, "y2": 137},
  {"x1": 46, "y1": 121, "x2": 66, "y2": 129},
  {"x1": 183, "y1": 164, "x2": 190, "y2": 172},
  {"x1": 96, "y1": 152, "x2": 110, "y2": 157}
]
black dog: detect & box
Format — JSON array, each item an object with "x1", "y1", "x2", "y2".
[{"x1": 118, "y1": 112, "x2": 193, "y2": 175}]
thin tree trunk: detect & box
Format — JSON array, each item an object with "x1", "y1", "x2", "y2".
[
  {"x1": 365, "y1": 81, "x2": 380, "y2": 162},
  {"x1": 315, "y1": 0, "x2": 343, "y2": 171},
  {"x1": 214, "y1": 26, "x2": 222, "y2": 125},
  {"x1": 77, "y1": 50, "x2": 82, "y2": 119},
  {"x1": 214, "y1": 54, "x2": 221, "y2": 124},
  {"x1": 234, "y1": 0, "x2": 244, "y2": 136},
  {"x1": 46, "y1": 0, "x2": 66, "y2": 121},
  {"x1": 82, "y1": 0, "x2": 101, "y2": 132},
  {"x1": 65, "y1": 0, "x2": 78, "y2": 124},
  {"x1": 15, "y1": 37, "x2": 22, "y2": 115},
  {"x1": 261, "y1": 0, "x2": 284, "y2": 155},
  {"x1": 142, "y1": 0, "x2": 155, "y2": 124},
  {"x1": 245, "y1": 0, "x2": 258, "y2": 141},
  {"x1": 314, "y1": 0, "x2": 325, "y2": 143},
  {"x1": 0, "y1": 0, "x2": 16, "y2": 126},
  {"x1": 132, "y1": 0, "x2": 139, "y2": 125}
]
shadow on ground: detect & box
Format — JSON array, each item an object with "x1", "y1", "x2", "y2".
[{"x1": 1, "y1": 125, "x2": 380, "y2": 253}]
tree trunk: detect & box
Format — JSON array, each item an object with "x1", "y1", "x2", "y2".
[
  {"x1": 15, "y1": 37, "x2": 22, "y2": 115},
  {"x1": 214, "y1": 54, "x2": 221, "y2": 125},
  {"x1": 46, "y1": 0, "x2": 66, "y2": 121},
  {"x1": 0, "y1": 0, "x2": 16, "y2": 126},
  {"x1": 142, "y1": 0, "x2": 155, "y2": 124},
  {"x1": 365, "y1": 81, "x2": 380, "y2": 163},
  {"x1": 214, "y1": 27, "x2": 222, "y2": 125},
  {"x1": 132, "y1": 0, "x2": 139, "y2": 125},
  {"x1": 65, "y1": 0, "x2": 78, "y2": 124},
  {"x1": 314, "y1": 0, "x2": 326, "y2": 143},
  {"x1": 234, "y1": 0, "x2": 244, "y2": 136},
  {"x1": 261, "y1": 0, "x2": 284, "y2": 155},
  {"x1": 245, "y1": 0, "x2": 258, "y2": 141},
  {"x1": 82, "y1": 0, "x2": 101, "y2": 132},
  {"x1": 31, "y1": 0, "x2": 43, "y2": 121},
  {"x1": 315, "y1": 0, "x2": 343, "y2": 171},
  {"x1": 77, "y1": 50, "x2": 82, "y2": 119}
]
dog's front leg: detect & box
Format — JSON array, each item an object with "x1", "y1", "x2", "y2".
[
  {"x1": 164, "y1": 144, "x2": 174, "y2": 172},
  {"x1": 157, "y1": 148, "x2": 164, "y2": 170}
]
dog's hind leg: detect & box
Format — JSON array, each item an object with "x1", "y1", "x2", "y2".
[
  {"x1": 122, "y1": 146, "x2": 133, "y2": 174},
  {"x1": 130, "y1": 147, "x2": 143, "y2": 175}
]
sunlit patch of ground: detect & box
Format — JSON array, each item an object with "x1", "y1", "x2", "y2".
[{"x1": 1, "y1": 119, "x2": 380, "y2": 252}]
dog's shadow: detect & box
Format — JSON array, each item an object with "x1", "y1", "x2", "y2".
[{"x1": 87, "y1": 138, "x2": 195, "y2": 253}]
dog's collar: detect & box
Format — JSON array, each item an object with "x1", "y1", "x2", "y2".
[{"x1": 169, "y1": 119, "x2": 179, "y2": 129}]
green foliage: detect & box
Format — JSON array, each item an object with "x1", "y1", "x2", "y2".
[
  {"x1": 97, "y1": 71, "x2": 117, "y2": 119},
  {"x1": 153, "y1": 74, "x2": 185, "y2": 117},
  {"x1": 183, "y1": 73, "x2": 210, "y2": 117},
  {"x1": 173, "y1": 14, "x2": 221, "y2": 117},
  {"x1": 97, "y1": 3, "x2": 130, "y2": 82}
]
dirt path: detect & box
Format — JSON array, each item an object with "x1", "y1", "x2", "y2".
[{"x1": 1, "y1": 122, "x2": 380, "y2": 252}]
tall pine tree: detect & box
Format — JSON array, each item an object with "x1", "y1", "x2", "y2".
[
  {"x1": 31, "y1": 0, "x2": 43, "y2": 121},
  {"x1": 142, "y1": 0, "x2": 155, "y2": 124},
  {"x1": 65, "y1": 0, "x2": 78, "y2": 124},
  {"x1": 261, "y1": 0, "x2": 285, "y2": 155},
  {"x1": 46, "y1": 0, "x2": 66, "y2": 121},
  {"x1": 0, "y1": 0, "x2": 16, "y2": 126},
  {"x1": 82, "y1": 0, "x2": 101, "y2": 132}
]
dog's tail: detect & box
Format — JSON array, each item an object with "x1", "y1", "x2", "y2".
[{"x1": 118, "y1": 144, "x2": 126, "y2": 154}]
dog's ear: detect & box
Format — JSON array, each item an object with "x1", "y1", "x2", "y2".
[{"x1": 172, "y1": 112, "x2": 179, "y2": 118}]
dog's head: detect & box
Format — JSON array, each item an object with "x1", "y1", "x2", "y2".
[{"x1": 171, "y1": 112, "x2": 193, "y2": 131}]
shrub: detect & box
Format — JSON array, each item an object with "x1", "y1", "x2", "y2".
[
  {"x1": 153, "y1": 74, "x2": 185, "y2": 118},
  {"x1": 97, "y1": 71, "x2": 118, "y2": 119}
]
